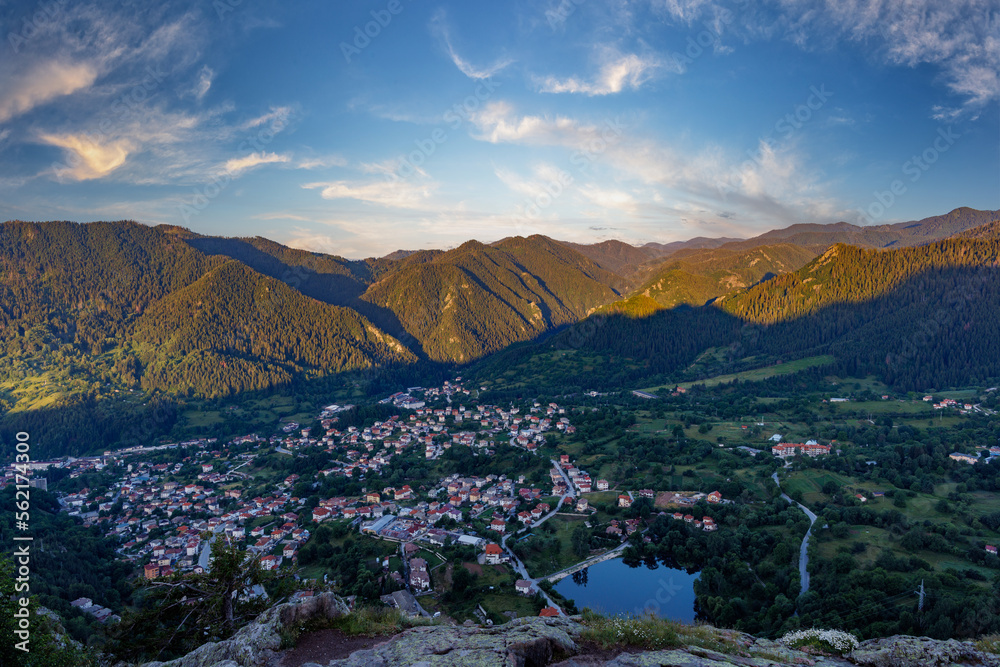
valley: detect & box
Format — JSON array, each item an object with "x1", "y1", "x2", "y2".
[{"x1": 2, "y1": 209, "x2": 1000, "y2": 663}]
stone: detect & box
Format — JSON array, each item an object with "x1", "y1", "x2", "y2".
[
  {"x1": 139, "y1": 592, "x2": 350, "y2": 667},
  {"x1": 324, "y1": 616, "x2": 581, "y2": 666},
  {"x1": 848, "y1": 635, "x2": 1000, "y2": 667}
]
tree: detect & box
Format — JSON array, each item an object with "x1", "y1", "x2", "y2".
[
  {"x1": 571, "y1": 525, "x2": 591, "y2": 558},
  {"x1": 108, "y1": 540, "x2": 286, "y2": 663},
  {"x1": 0, "y1": 555, "x2": 95, "y2": 667}
]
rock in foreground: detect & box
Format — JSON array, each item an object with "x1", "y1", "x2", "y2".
[{"x1": 140, "y1": 593, "x2": 1000, "y2": 667}]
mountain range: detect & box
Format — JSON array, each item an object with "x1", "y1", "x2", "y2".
[{"x1": 1, "y1": 206, "x2": 998, "y2": 446}]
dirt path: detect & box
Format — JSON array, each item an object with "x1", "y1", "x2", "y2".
[{"x1": 278, "y1": 629, "x2": 391, "y2": 666}]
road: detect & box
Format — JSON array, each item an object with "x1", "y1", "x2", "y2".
[
  {"x1": 498, "y1": 461, "x2": 579, "y2": 615},
  {"x1": 545, "y1": 539, "x2": 631, "y2": 583},
  {"x1": 198, "y1": 526, "x2": 267, "y2": 599},
  {"x1": 772, "y1": 472, "x2": 818, "y2": 596},
  {"x1": 198, "y1": 525, "x2": 224, "y2": 570},
  {"x1": 500, "y1": 531, "x2": 563, "y2": 614}
]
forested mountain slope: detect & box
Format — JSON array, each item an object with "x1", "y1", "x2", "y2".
[
  {"x1": 520, "y1": 226, "x2": 1000, "y2": 392},
  {"x1": 716, "y1": 234, "x2": 1000, "y2": 324},
  {"x1": 361, "y1": 235, "x2": 623, "y2": 362},
  {"x1": 0, "y1": 220, "x2": 224, "y2": 353},
  {"x1": 599, "y1": 243, "x2": 819, "y2": 316},
  {"x1": 133, "y1": 261, "x2": 415, "y2": 397}
]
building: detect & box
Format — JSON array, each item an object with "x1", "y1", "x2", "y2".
[
  {"x1": 618, "y1": 494, "x2": 631, "y2": 508},
  {"x1": 631, "y1": 391, "x2": 658, "y2": 400},
  {"x1": 515, "y1": 579, "x2": 533, "y2": 596},
  {"x1": 771, "y1": 443, "x2": 832, "y2": 458},
  {"x1": 490, "y1": 518, "x2": 507, "y2": 533},
  {"x1": 484, "y1": 543, "x2": 505, "y2": 565},
  {"x1": 596, "y1": 480, "x2": 609, "y2": 491},
  {"x1": 949, "y1": 452, "x2": 979, "y2": 465},
  {"x1": 539, "y1": 607, "x2": 560, "y2": 617},
  {"x1": 706, "y1": 491, "x2": 722, "y2": 504},
  {"x1": 410, "y1": 570, "x2": 430, "y2": 590}
]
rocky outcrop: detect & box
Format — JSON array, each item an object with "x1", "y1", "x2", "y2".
[
  {"x1": 321, "y1": 616, "x2": 581, "y2": 667},
  {"x1": 139, "y1": 593, "x2": 1000, "y2": 667},
  {"x1": 848, "y1": 635, "x2": 999, "y2": 667},
  {"x1": 140, "y1": 593, "x2": 349, "y2": 667},
  {"x1": 304, "y1": 617, "x2": 999, "y2": 667}
]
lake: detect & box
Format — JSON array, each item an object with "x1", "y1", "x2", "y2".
[{"x1": 552, "y1": 557, "x2": 699, "y2": 622}]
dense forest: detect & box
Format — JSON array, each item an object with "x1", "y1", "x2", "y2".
[
  {"x1": 0, "y1": 487, "x2": 134, "y2": 644},
  {"x1": 2, "y1": 211, "x2": 999, "y2": 460}
]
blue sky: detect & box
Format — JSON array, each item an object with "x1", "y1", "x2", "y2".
[{"x1": 0, "y1": 0, "x2": 997, "y2": 257}]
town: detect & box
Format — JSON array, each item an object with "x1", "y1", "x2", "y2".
[{"x1": 4, "y1": 381, "x2": 998, "y2": 627}]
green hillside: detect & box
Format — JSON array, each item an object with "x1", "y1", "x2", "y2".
[
  {"x1": 601, "y1": 243, "x2": 818, "y2": 315},
  {"x1": 362, "y1": 235, "x2": 623, "y2": 362},
  {"x1": 133, "y1": 261, "x2": 415, "y2": 397},
  {"x1": 717, "y1": 235, "x2": 1000, "y2": 324}
]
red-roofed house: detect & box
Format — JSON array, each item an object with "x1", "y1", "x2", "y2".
[{"x1": 484, "y1": 543, "x2": 505, "y2": 565}]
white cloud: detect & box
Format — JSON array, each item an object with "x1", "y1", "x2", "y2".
[
  {"x1": 580, "y1": 186, "x2": 637, "y2": 212},
  {"x1": 799, "y1": 0, "x2": 999, "y2": 110},
  {"x1": 39, "y1": 133, "x2": 131, "y2": 181},
  {"x1": 0, "y1": 61, "x2": 98, "y2": 123},
  {"x1": 495, "y1": 163, "x2": 572, "y2": 199},
  {"x1": 296, "y1": 155, "x2": 348, "y2": 170},
  {"x1": 651, "y1": 0, "x2": 715, "y2": 23},
  {"x1": 194, "y1": 65, "x2": 214, "y2": 100},
  {"x1": 470, "y1": 101, "x2": 597, "y2": 145},
  {"x1": 537, "y1": 49, "x2": 664, "y2": 95},
  {"x1": 430, "y1": 9, "x2": 513, "y2": 79},
  {"x1": 224, "y1": 152, "x2": 292, "y2": 175},
  {"x1": 240, "y1": 106, "x2": 294, "y2": 130},
  {"x1": 471, "y1": 101, "x2": 843, "y2": 230},
  {"x1": 303, "y1": 179, "x2": 438, "y2": 209}
]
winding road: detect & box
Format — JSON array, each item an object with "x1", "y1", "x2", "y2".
[
  {"x1": 772, "y1": 471, "x2": 817, "y2": 597},
  {"x1": 497, "y1": 458, "x2": 579, "y2": 614}
]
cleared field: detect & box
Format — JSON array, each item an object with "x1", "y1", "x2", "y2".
[
  {"x1": 829, "y1": 400, "x2": 933, "y2": 415},
  {"x1": 815, "y1": 526, "x2": 997, "y2": 582},
  {"x1": 644, "y1": 355, "x2": 835, "y2": 392}
]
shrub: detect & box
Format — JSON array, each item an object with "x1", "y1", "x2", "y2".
[
  {"x1": 580, "y1": 610, "x2": 680, "y2": 650},
  {"x1": 779, "y1": 628, "x2": 859, "y2": 655}
]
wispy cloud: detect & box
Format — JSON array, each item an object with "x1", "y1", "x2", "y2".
[
  {"x1": 579, "y1": 186, "x2": 637, "y2": 212},
  {"x1": 0, "y1": 61, "x2": 98, "y2": 123},
  {"x1": 785, "y1": 0, "x2": 1000, "y2": 112},
  {"x1": 194, "y1": 65, "x2": 214, "y2": 100},
  {"x1": 240, "y1": 106, "x2": 293, "y2": 130},
  {"x1": 225, "y1": 151, "x2": 291, "y2": 175},
  {"x1": 536, "y1": 48, "x2": 665, "y2": 95},
  {"x1": 296, "y1": 155, "x2": 348, "y2": 170},
  {"x1": 430, "y1": 9, "x2": 513, "y2": 79},
  {"x1": 471, "y1": 101, "x2": 843, "y2": 230},
  {"x1": 302, "y1": 178, "x2": 439, "y2": 209},
  {"x1": 38, "y1": 133, "x2": 131, "y2": 181}
]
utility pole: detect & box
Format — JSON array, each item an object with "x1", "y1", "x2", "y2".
[{"x1": 916, "y1": 579, "x2": 925, "y2": 612}]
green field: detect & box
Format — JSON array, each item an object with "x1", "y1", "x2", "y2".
[
  {"x1": 815, "y1": 525, "x2": 997, "y2": 582},
  {"x1": 518, "y1": 514, "x2": 591, "y2": 577},
  {"x1": 829, "y1": 400, "x2": 933, "y2": 415},
  {"x1": 644, "y1": 355, "x2": 835, "y2": 392}
]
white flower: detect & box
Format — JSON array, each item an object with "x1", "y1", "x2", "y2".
[{"x1": 779, "y1": 628, "x2": 860, "y2": 653}]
